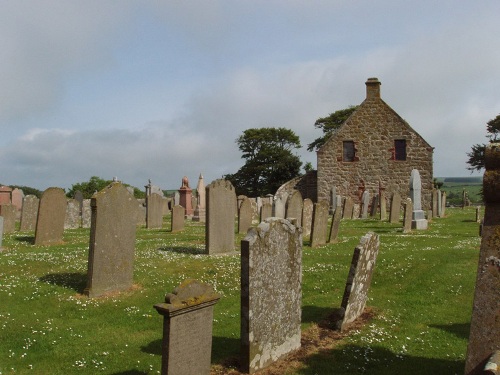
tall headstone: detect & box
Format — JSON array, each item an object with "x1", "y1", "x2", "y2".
[
  {"x1": 369, "y1": 195, "x2": 379, "y2": 217},
  {"x1": 178, "y1": 176, "x2": 194, "y2": 216},
  {"x1": 441, "y1": 191, "x2": 447, "y2": 218},
  {"x1": 154, "y1": 280, "x2": 220, "y2": 375},
  {"x1": 85, "y1": 182, "x2": 137, "y2": 297},
  {"x1": 465, "y1": 144, "x2": 500, "y2": 374},
  {"x1": 273, "y1": 193, "x2": 287, "y2": 219},
  {"x1": 342, "y1": 197, "x2": 354, "y2": 220},
  {"x1": 171, "y1": 205, "x2": 185, "y2": 233},
  {"x1": 301, "y1": 198, "x2": 313, "y2": 237},
  {"x1": 432, "y1": 189, "x2": 439, "y2": 218},
  {"x1": 285, "y1": 190, "x2": 303, "y2": 227},
  {"x1": 260, "y1": 202, "x2": 272, "y2": 222},
  {"x1": 310, "y1": 200, "x2": 329, "y2": 247},
  {"x1": 328, "y1": 201, "x2": 343, "y2": 244},
  {"x1": 476, "y1": 206, "x2": 481, "y2": 223},
  {"x1": 353, "y1": 203, "x2": 361, "y2": 220},
  {"x1": 81, "y1": 199, "x2": 91, "y2": 228},
  {"x1": 389, "y1": 192, "x2": 402, "y2": 224},
  {"x1": 410, "y1": 169, "x2": 428, "y2": 230},
  {"x1": 361, "y1": 190, "x2": 370, "y2": 219},
  {"x1": 337, "y1": 232, "x2": 380, "y2": 331},
  {"x1": 74, "y1": 190, "x2": 84, "y2": 215},
  {"x1": 173, "y1": 192, "x2": 180, "y2": 206},
  {"x1": 238, "y1": 197, "x2": 253, "y2": 234},
  {"x1": 403, "y1": 198, "x2": 413, "y2": 233},
  {"x1": 205, "y1": 179, "x2": 237, "y2": 255},
  {"x1": 329, "y1": 186, "x2": 337, "y2": 214},
  {"x1": 437, "y1": 189, "x2": 443, "y2": 218},
  {"x1": 0, "y1": 204, "x2": 16, "y2": 233},
  {"x1": 380, "y1": 192, "x2": 387, "y2": 221},
  {"x1": 20, "y1": 195, "x2": 40, "y2": 231},
  {"x1": 64, "y1": 199, "x2": 81, "y2": 229},
  {"x1": 146, "y1": 193, "x2": 164, "y2": 229},
  {"x1": 241, "y1": 218, "x2": 302, "y2": 374},
  {"x1": 192, "y1": 174, "x2": 206, "y2": 222},
  {"x1": 34, "y1": 188, "x2": 66, "y2": 246}
]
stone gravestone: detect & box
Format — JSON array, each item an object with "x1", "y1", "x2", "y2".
[
  {"x1": 380, "y1": 192, "x2": 387, "y2": 221},
  {"x1": 328, "y1": 201, "x2": 343, "y2": 244},
  {"x1": 154, "y1": 280, "x2": 220, "y2": 375},
  {"x1": 301, "y1": 198, "x2": 313, "y2": 237},
  {"x1": 329, "y1": 186, "x2": 337, "y2": 214},
  {"x1": 0, "y1": 204, "x2": 16, "y2": 233},
  {"x1": 192, "y1": 174, "x2": 206, "y2": 222},
  {"x1": 432, "y1": 189, "x2": 439, "y2": 218},
  {"x1": 361, "y1": 190, "x2": 370, "y2": 219},
  {"x1": 81, "y1": 199, "x2": 91, "y2": 229},
  {"x1": 34, "y1": 188, "x2": 67, "y2": 246},
  {"x1": 441, "y1": 191, "x2": 447, "y2": 218},
  {"x1": 476, "y1": 206, "x2": 481, "y2": 223},
  {"x1": 273, "y1": 193, "x2": 287, "y2": 219},
  {"x1": 352, "y1": 204, "x2": 360, "y2": 220},
  {"x1": 205, "y1": 179, "x2": 237, "y2": 255},
  {"x1": 85, "y1": 182, "x2": 137, "y2": 297},
  {"x1": 146, "y1": 193, "x2": 164, "y2": 229},
  {"x1": 285, "y1": 190, "x2": 303, "y2": 227},
  {"x1": 173, "y1": 192, "x2": 180, "y2": 207},
  {"x1": 260, "y1": 202, "x2": 272, "y2": 223},
  {"x1": 20, "y1": 195, "x2": 40, "y2": 232},
  {"x1": 437, "y1": 189, "x2": 442, "y2": 218},
  {"x1": 389, "y1": 192, "x2": 402, "y2": 224},
  {"x1": 403, "y1": 198, "x2": 413, "y2": 233},
  {"x1": 74, "y1": 190, "x2": 84, "y2": 214},
  {"x1": 171, "y1": 205, "x2": 185, "y2": 233},
  {"x1": 465, "y1": 144, "x2": 500, "y2": 374},
  {"x1": 11, "y1": 188, "x2": 24, "y2": 219},
  {"x1": 310, "y1": 200, "x2": 329, "y2": 247},
  {"x1": 342, "y1": 197, "x2": 354, "y2": 220},
  {"x1": 0, "y1": 186, "x2": 12, "y2": 205},
  {"x1": 238, "y1": 197, "x2": 253, "y2": 234},
  {"x1": 369, "y1": 195, "x2": 379, "y2": 217},
  {"x1": 410, "y1": 169, "x2": 428, "y2": 230},
  {"x1": 241, "y1": 218, "x2": 302, "y2": 374},
  {"x1": 136, "y1": 199, "x2": 147, "y2": 226},
  {"x1": 64, "y1": 199, "x2": 81, "y2": 229},
  {"x1": 337, "y1": 232, "x2": 380, "y2": 331}
]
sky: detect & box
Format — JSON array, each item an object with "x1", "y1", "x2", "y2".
[{"x1": 0, "y1": 1, "x2": 499, "y2": 192}]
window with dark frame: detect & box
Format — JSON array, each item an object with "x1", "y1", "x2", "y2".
[
  {"x1": 394, "y1": 139, "x2": 407, "y2": 161},
  {"x1": 343, "y1": 141, "x2": 355, "y2": 162}
]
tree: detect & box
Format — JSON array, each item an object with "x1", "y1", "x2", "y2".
[
  {"x1": 224, "y1": 127, "x2": 302, "y2": 196},
  {"x1": 66, "y1": 176, "x2": 113, "y2": 199},
  {"x1": 466, "y1": 114, "x2": 500, "y2": 172},
  {"x1": 307, "y1": 105, "x2": 358, "y2": 152}
]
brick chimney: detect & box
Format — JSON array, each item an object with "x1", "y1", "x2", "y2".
[{"x1": 365, "y1": 77, "x2": 381, "y2": 99}]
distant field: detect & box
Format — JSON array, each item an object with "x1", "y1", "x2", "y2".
[{"x1": 436, "y1": 176, "x2": 483, "y2": 205}]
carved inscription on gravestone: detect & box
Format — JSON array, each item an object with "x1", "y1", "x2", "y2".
[{"x1": 241, "y1": 218, "x2": 302, "y2": 374}]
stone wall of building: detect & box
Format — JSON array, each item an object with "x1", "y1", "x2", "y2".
[{"x1": 316, "y1": 78, "x2": 433, "y2": 210}]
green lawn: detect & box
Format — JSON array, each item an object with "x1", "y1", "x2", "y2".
[{"x1": 0, "y1": 207, "x2": 481, "y2": 374}]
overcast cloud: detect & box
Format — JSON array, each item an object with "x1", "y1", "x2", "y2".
[{"x1": 0, "y1": 1, "x2": 499, "y2": 191}]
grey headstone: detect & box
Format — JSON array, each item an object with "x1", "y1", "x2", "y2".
[
  {"x1": 410, "y1": 169, "x2": 428, "y2": 230},
  {"x1": 146, "y1": 193, "x2": 164, "y2": 229},
  {"x1": 403, "y1": 198, "x2": 413, "y2": 233},
  {"x1": 85, "y1": 182, "x2": 137, "y2": 297},
  {"x1": 64, "y1": 199, "x2": 81, "y2": 229},
  {"x1": 173, "y1": 192, "x2": 180, "y2": 206},
  {"x1": 34, "y1": 188, "x2": 66, "y2": 246},
  {"x1": 369, "y1": 195, "x2": 379, "y2": 217},
  {"x1": 285, "y1": 190, "x2": 303, "y2": 227},
  {"x1": 328, "y1": 202, "x2": 343, "y2": 244},
  {"x1": 20, "y1": 195, "x2": 39, "y2": 232},
  {"x1": 171, "y1": 205, "x2": 185, "y2": 233},
  {"x1": 260, "y1": 202, "x2": 272, "y2": 223},
  {"x1": 342, "y1": 197, "x2": 354, "y2": 220},
  {"x1": 0, "y1": 204, "x2": 16, "y2": 233},
  {"x1": 432, "y1": 189, "x2": 439, "y2": 218},
  {"x1": 352, "y1": 204, "x2": 360, "y2": 220},
  {"x1": 338, "y1": 232, "x2": 380, "y2": 331},
  {"x1": 301, "y1": 198, "x2": 313, "y2": 237},
  {"x1": 310, "y1": 200, "x2": 329, "y2": 247},
  {"x1": 154, "y1": 280, "x2": 220, "y2": 375},
  {"x1": 330, "y1": 186, "x2": 337, "y2": 214},
  {"x1": 389, "y1": 192, "x2": 402, "y2": 224},
  {"x1": 476, "y1": 206, "x2": 481, "y2": 223},
  {"x1": 81, "y1": 199, "x2": 91, "y2": 228},
  {"x1": 273, "y1": 193, "x2": 287, "y2": 219},
  {"x1": 437, "y1": 189, "x2": 442, "y2": 218},
  {"x1": 241, "y1": 218, "x2": 302, "y2": 374},
  {"x1": 205, "y1": 179, "x2": 237, "y2": 255},
  {"x1": 380, "y1": 192, "x2": 387, "y2": 221},
  {"x1": 238, "y1": 197, "x2": 253, "y2": 234},
  {"x1": 441, "y1": 191, "x2": 447, "y2": 217},
  {"x1": 361, "y1": 190, "x2": 370, "y2": 219}
]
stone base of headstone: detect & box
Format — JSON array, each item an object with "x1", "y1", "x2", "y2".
[
  {"x1": 154, "y1": 280, "x2": 219, "y2": 375},
  {"x1": 411, "y1": 210, "x2": 428, "y2": 230}
]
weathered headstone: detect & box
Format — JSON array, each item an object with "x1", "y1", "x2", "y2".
[
  {"x1": 241, "y1": 218, "x2": 302, "y2": 374},
  {"x1": 441, "y1": 191, "x2": 447, "y2": 218},
  {"x1": 64, "y1": 199, "x2": 81, "y2": 229},
  {"x1": 380, "y1": 192, "x2": 387, "y2": 221},
  {"x1": 0, "y1": 186, "x2": 12, "y2": 205},
  {"x1": 410, "y1": 169, "x2": 428, "y2": 230},
  {"x1": 301, "y1": 198, "x2": 313, "y2": 237},
  {"x1": 369, "y1": 195, "x2": 379, "y2": 217},
  {"x1": 238, "y1": 197, "x2": 253, "y2": 234},
  {"x1": 11, "y1": 188, "x2": 24, "y2": 219},
  {"x1": 465, "y1": 144, "x2": 500, "y2": 374},
  {"x1": 342, "y1": 197, "x2": 354, "y2": 220},
  {"x1": 260, "y1": 202, "x2": 272, "y2": 222},
  {"x1": 0, "y1": 204, "x2": 16, "y2": 233},
  {"x1": 154, "y1": 280, "x2": 220, "y2": 375},
  {"x1": 273, "y1": 193, "x2": 287, "y2": 219},
  {"x1": 403, "y1": 198, "x2": 413, "y2": 233},
  {"x1": 337, "y1": 232, "x2": 380, "y2": 331},
  {"x1": 192, "y1": 174, "x2": 206, "y2": 222},
  {"x1": 361, "y1": 190, "x2": 370, "y2": 219},
  {"x1": 173, "y1": 192, "x2": 180, "y2": 206},
  {"x1": 352, "y1": 204, "x2": 360, "y2": 220},
  {"x1": 74, "y1": 190, "x2": 84, "y2": 214},
  {"x1": 437, "y1": 189, "x2": 442, "y2": 218},
  {"x1": 432, "y1": 189, "x2": 439, "y2": 218},
  {"x1": 20, "y1": 195, "x2": 39, "y2": 232},
  {"x1": 85, "y1": 182, "x2": 137, "y2": 297},
  {"x1": 81, "y1": 199, "x2": 91, "y2": 228},
  {"x1": 328, "y1": 202, "x2": 343, "y2": 244},
  {"x1": 476, "y1": 206, "x2": 481, "y2": 223},
  {"x1": 171, "y1": 205, "x2": 185, "y2": 233},
  {"x1": 285, "y1": 190, "x2": 303, "y2": 227},
  {"x1": 330, "y1": 186, "x2": 337, "y2": 214},
  {"x1": 34, "y1": 188, "x2": 66, "y2": 246},
  {"x1": 389, "y1": 192, "x2": 402, "y2": 224},
  {"x1": 146, "y1": 193, "x2": 164, "y2": 229},
  {"x1": 310, "y1": 200, "x2": 329, "y2": 247},
  {"x1": 205, "y1": 179, "x2": 237, "y2": 255},
  {"x1": 136, "y1": 199, "x2": 147, "y2": 226}
]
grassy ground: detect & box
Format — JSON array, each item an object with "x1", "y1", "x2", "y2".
[{"x1": 0, "y1": 207, "x2": 481, "y2": 374}]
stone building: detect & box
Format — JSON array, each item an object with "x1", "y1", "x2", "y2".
[{"x1": 316, "y1": 78, "x2": 433, "y2": 209}]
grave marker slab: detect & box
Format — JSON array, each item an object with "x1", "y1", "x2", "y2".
[
  {"x1": 0, "y1": 204, "x2": 16, "y2": 233},
  {"x1": 241, "y1": 218, "x2": 302, "y2": 374},
  {"x1": 328, "y1": 202, "x2": 343, "y2": 244},
  {"x1": 85, "y1": 182, "x2": 137, "y2": 297},
  {"x1": 403, "y1": 198, "x2": 413, "y2": 233},
  {"x1": 260, "y1": 202, "x2": 272, "y2": 222},
  {"x1": 337, "y1": 232, "x2": 380, "y2": 331},
  {"x1": 171, "y1": 205, "x2": 185, "y2": 233},
  {"x1": 81, "y1": 199, "x2": 91, "y2": 228},
  {"x1": 146, "y1": 193, "x2": 164, "y2": 229},
  {"x1": 361, "y1": 190, "x2": 370, "y2": 219},
  {"x1": 34, "y1": 188, "x2": 66, "y2": 246},
  {"x1": 389, "y1": 192, "x2": 402, "y2": 224},
  {"x1": 238, "y1": 197, "x2": 253, "y2": 234},
  {"x1": 64, "y1": 198, "x2": 81, "y2": 229},
  {"x1": 310, "y1": 200, "x2": 329, "y2": 247},
  {"x1": 20, "y1": 195, "x2": 39, "y2": 232},
  {"x1": 285, "y1": 190, "x2": 303, "y2": 227},
  {"x1": 273, "y1": 193, "x2": 287, "y2": 219},
  {"x1": 301, "y1": 198, "x2": 313, "y2": 237},
  {"x1": 342, "y1": 197, "x2": 354, "y2": 219},
  {"x1": 380, "y1": 192, "x2": 387, "y2": 221}
]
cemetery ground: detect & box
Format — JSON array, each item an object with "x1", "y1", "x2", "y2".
[{"x1": 0, "y1": 207, "x2": 480, "y2": 374}]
